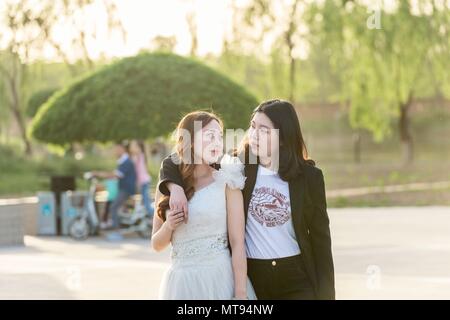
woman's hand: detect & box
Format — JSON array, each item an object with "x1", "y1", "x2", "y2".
[
  {"x1": 168, "y1": 183, "x2": 189, "y2": 223},
  {"x1": 151, "y1": 189, "x2": 175, "y2": 252},
  {"x1": 164, "y1": 209, "x2": 185, "y2": 231}
]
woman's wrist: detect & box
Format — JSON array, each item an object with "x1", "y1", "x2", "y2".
[
  {"x1": 162, "y1": 221, "x2": 174, "y2": 232},
  {"x1": 234, "y1": 289, "x2": 247, "y2": 300},
  {"x1": 167, "y1": 182, "x2": 182, "y2": 193}
]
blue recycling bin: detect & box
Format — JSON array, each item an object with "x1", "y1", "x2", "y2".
[{"x1": 37, "y1": 192, "x2": 57, "y2": 235}]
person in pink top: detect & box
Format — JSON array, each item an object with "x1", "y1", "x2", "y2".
[{"x1": 130, "y1": 140, "x2": 154, "y2": 218}]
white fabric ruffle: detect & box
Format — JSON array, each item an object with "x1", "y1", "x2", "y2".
[{"x1": 212, "y1": 154, "x2": 246, "y2": 190}]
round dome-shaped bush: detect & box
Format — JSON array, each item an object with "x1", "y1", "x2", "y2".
[
  {"x1": 27, "y1": 87, "x2": 59, "y2": 118},
  {"x1": 30, "y1": 52, "x2": 259, "y2": 144}
]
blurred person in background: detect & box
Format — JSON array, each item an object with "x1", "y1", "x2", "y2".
[
  {"x1": 130, "y1": 140, "x2": 154, "y2": 220},
  {"x1": 92, "y1": 141, "x2": 136, "y2": 241}
]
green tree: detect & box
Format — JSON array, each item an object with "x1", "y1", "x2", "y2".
[
  {"x1": 150, "y1": 36, "x2": 177, "y2": 53},
  {"x1": 0, "y1": 0, "x2": 126, "y2": 155},
  {"x1": 242, "y1": 0, "x2": 307, "y2": 103},
  {"x1": 26, "y1": 88, "x2": 59, "y2": 118},
  {"x1": 30, "y1": 53, "x2": 259, "y2": 145},
  {"x1": 307, "y1": 0, "x2": 450, "y2": 164}
]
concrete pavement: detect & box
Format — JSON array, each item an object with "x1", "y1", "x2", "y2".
[{"x1": 1, "y1": 207, "x2": 449, "y2": 299}]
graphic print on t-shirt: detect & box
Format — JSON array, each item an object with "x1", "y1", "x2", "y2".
[{"x1": 249, "y1": 186, "x2": 291, "y2": 227}]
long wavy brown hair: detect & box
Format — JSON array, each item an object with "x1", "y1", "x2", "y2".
[{"x1": 157, "y1": 111, "x2": 223, "y2": 221}]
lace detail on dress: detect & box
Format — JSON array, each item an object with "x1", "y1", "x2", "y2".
[
  {"x1": 172, "y1": 233, "x2": 229, "y2": 259},
  {"x1": 212, "y1": 154, "x2": 246, "y2": 190}
]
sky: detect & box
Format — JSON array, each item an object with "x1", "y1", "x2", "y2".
[
  {"x1": 0, "y1": 0, "x2": 238, "y2": 62},
  {"x1": 0, "y1": 0, "x2": 418, "y2": 63},
  {"x1": 106, "y1": 0, "x2": 233, "y2": 56}
]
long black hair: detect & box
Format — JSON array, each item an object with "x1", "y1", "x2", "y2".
[{"x1": 249, "y1": 99, "x2": 315, "y2": 181}]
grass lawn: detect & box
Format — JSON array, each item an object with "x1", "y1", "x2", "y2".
[{"x1": 328, "y1": 188, "x2": 450, "y2": 207}]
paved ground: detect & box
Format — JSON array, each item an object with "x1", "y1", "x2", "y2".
[{"x1": 1, "y1": 207, "x2": 450, "y2": 300}]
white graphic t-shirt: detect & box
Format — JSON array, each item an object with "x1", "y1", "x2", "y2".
[{"x1": 245, "y1": 165, "x2": 301, "y2": 259}]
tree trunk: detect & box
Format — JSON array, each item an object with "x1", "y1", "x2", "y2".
[
  {"x1": 289, "y1": 54, "x2": 296, "y2": 102},
  {"x1": 8, "y1": 76, "x2": 32, "y2": 156},
  {"x1": 399, "y1": 98, "x2": 413, "y2": 165},
  {"x1": 187, "y1": 12, "x2": 198, "y2": 57},
  {"x1": 353, "y1": 131, "x2": 361, "y2": 163},
  {"x1": 10, "y1": 98, "x2": 32, "y2": 156},
  {"x1": 1, "y1": 50, "x2": 33, "y2": 155},
  {"x1": 79, "y1": 31, "x2": 95, "y2": 70},
  {"x1": 286, "y1": 0, "x2": 299, "y2": 103}
]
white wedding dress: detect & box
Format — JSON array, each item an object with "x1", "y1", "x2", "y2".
[{"x1": 158, "y1": 155, "x2": 257, "y2": 300}]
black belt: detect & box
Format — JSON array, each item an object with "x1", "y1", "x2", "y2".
[{"x1": 247, "y1": 254, "x2": 302, "y2": 267}]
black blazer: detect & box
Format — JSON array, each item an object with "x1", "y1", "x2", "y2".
[{"x1": 158, "y1": 154, "x2": 335, "y2": 300}]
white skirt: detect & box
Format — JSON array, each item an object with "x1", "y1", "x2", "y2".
[{"x1": 158, "y1": 250, "x2": 257, "y2": 300}]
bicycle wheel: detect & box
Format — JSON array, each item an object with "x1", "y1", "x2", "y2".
[
  {"x1": 137, "y1": 218, "x2": 152, "y2": 239},
  {"x1": 68, "y1": 217, "x2": 90, "y2": 240}
]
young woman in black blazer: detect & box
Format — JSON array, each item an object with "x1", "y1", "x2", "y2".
[{"x1": 157, "y1": 99, "x2": 335, "y2": 300}]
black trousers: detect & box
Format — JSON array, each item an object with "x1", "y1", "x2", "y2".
[{"x1": 247, "y1": 254, "x2": 316, "y2": 300}]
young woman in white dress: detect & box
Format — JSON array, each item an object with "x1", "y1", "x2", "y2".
[{"x1": 151, "y1": 111, "x2": 256, "y2": 300}]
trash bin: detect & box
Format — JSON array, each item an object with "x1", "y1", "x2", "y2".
[
  {"x1": 37, "y1": 192, "x2": 57, "y2": 235},
  {"x1": 60, "y1": 191, "x2": 87, "y2": 236},
  {"x1": 50, "y1": 176, "x2": 76, "y2": 235}
]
